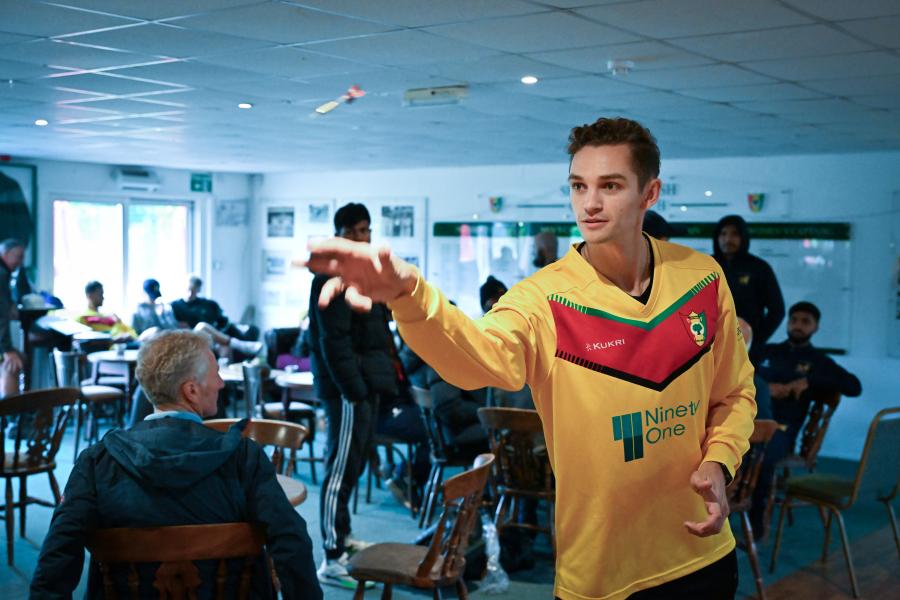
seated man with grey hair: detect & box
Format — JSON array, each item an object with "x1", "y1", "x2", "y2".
[{"x1": 31, "y1": 330, "x2": 322, "y2": 599}]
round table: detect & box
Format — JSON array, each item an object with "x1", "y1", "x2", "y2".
[
  {"x1": 277, "y1": 474, "x2": 307, "y2": 506},
  {"x1": 274, "y1": 371, "x2": 317, "y2": 413},
  {"x1": 87, "y1": 349, "x2": 139, "y2": 424}
]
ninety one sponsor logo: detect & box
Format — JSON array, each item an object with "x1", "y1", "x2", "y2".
[{"x1": 612, "y1": 399, "x2": 700, "y2": 462}]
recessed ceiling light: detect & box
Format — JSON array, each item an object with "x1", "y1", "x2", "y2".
[
  {"x1": 704, "y1": 190, "x2": 713, "y2": 197},
  {"x1": 34, "y1": 119, "x2": 49, "y2": 126},
  {"x1": 521, "y1": 75, "x2": 539, "y2": 85},
  {"x1": 238, "y1": 102, "x2": 253, "y2": 109}
]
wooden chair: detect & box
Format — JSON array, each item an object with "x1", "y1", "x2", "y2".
[
  {"x1": 87, "y1": 523, "x2": 268, "y2": 600},
  {"x1": 244, "y1": 363, "x2": 319, "y2": 483},
  {"x1": 52, "y1": 349, "x2": 124, "y2": 456},
  {"x1": 0, "y1": 386, "x2": 80, "y2": 565},
  {"x1": 412, "y1": 385, "x2": 473, "y2": 529},
  {"x1": 769, "y1": 406, "x2": 900, "y2": 598},
  {"x1": 477, "y1": 407, "x2": 555, "y2": 552},
  {"x1": 347, "y1": 453, "x2": 495, "y2": 599},
  {"x1": 727, "y1": 419, "x2": 778, "y2": 600},
  {"x1": 204, "y1": 418, "x2": 308, "y2": 477}
]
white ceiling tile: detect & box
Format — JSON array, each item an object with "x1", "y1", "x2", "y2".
[
  {"x1": 734, "y1": 98, "x2": 869, "y2": 116},
  {"x1": 195, "y1": 46, "x2": 367, "y2": 78},
  {"x1": 286, "y1": 0, "x2": 542, "y2": 27},
  {"x1": 428, "y1": 11, "x2": 638, "y2": 54},
  {"x1": 853, "y1": 95, "x2": 900, "y2": 109},
  {"x1": 0, "y1": 31, "x2": 37, "y2": 45},
  {"x1": 66, "y1": 23, "x2": 273, "y2": 59},
  {"x1": 300, "y1": 68, "x2": 458, "y2": 96},
  {"x1": 175, "y1": 2, "x2": 394, "y2": 44},
  {"x1": 741, "y1": 51, "x2": 900, "y2": 81},
  {"x1": 670, "y1": 25, "x2": 872, "y2": 62},
  {"x1": 780, "y1": 0, "x2": 900, "y2": 20},
  {"x1": 0, "y1": 38, "x2": 153, "y2": 70},
  {"x1": 624, "y1": 64, "x2": 773, "y2": 90},
  {"x1": 0, "y1": 1, "x2": 137, "y2": 37},
  {"x1": 49, "y1": 72, "x2": 183, "y2": 95},
  {"x1": 530, "y1": 41, "x2": 713, "y2": 74},
  {"x1": 302, "y1": 30, "x2": 498, "y2": 67},
  {"x1": 805, "y1": 74, "x2": 900, "y2": 96},
  {"x1": 418, "y1": 54, "x2": 581, "y2": 84},
  {"x1": 0, "y1": 58, "x2": 55, "y2": 80},
  {"x1": 536, "y1": 0, "x2": 640, "y2": 6},
  {"x1": 48, "y1": 0, "x2": 262, "y2": 20},
  {"x1": 502, "y1": 74, "x2": 647, "y2": 99},
  {"x1": 839, "y1": 15, "x2": 900, "y2": 49},
  {"x1": 678, "y1": 83, "x2": 824, "y2": 103},
  {"x1": 576, "y1": 0, "x2": 812, "y2": 39},
  {"x1": 110, "y1": 61, "x2": 262, "y2": 87}
]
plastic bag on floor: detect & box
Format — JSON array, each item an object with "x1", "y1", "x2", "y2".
[{"x1": 479, "y1": 513, "x2": 510, "y2": 594}]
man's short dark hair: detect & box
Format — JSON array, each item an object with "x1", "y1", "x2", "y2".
[
  {"x1": 789, "y1": 301, "x2": 820, "y2": 323},
  {"x1": 84, "y1": 280, "x2": 103, "y2": 295},
  {"x1": 567, "y1": 117, "x2": 660, "y2": 188},
  {"x1": 479, "y1": 276, "x2": 508, "y2": 311},
  {"x1": 143, "y1": 278, "x2": 160, "y2": 295},
  {"x1": 0, "y1": 238, "x2": 25, "y2": 254},
  {"x1": 334, "y1": 203, "x2": 370, "y2": 234}
]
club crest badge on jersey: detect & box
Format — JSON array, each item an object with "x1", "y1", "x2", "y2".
[{"x1": 682, "y1": 311, "x2": 707, "y2": 347}]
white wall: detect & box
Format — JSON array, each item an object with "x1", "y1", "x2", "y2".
[
  {"x1": 19, "y1": 158, "x2": 254, "y2": 323},
  {"x1": 260, "y1": 151, "x2": 900, "y2": 460}
]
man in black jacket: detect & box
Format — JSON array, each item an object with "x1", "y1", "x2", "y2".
[
  {"x1": 30, "y1": 330, "x2": 321, "y2": 599},
  {"x1": 713, "y1": 215, "x2": 785, "y2": 362},
  {"x1": 308, "y1": 203, "x2": 397, "y2": 589},
  {"x1": 748, "y1": 301, "x2": 862, "y2": 538},
  {"x1": 0, "y1": 238, "x2": 27, "y2": 398}
]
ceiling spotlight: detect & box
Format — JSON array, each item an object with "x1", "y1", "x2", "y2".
[
  {"x1": 34, "y1": 119, "x2": 49, "y2": 126},
  {"x1": 704, "y1": 190, "x2": 713, "y2": 197},
  {"x1": 238, "y1": 102, "x2": 253, "y2": 109},
  {"x1": 521, "y1": 75, "x2": 539, "y2": 85},
  {"x1": 607, "y1": 59, "x2": 635, "y2": 77}
]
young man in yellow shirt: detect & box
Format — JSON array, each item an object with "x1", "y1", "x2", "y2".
[{"x1": 305, "y1": 118, "x2": 756, "y2": 599}]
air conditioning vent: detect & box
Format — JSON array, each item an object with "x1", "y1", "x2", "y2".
[
  {"x1": 113, "y1": 166, "x2": 160, "y2": 192},
  {"x1": 403, "y1": 85, "x2": 468, "y2": 107}
]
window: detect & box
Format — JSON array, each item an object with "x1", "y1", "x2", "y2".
[{"x1": 53, "y1": 199, "x2": 192, "y2": 318}]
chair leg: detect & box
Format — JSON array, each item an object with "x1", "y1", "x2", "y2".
[
  {"x1": 455, "y1": 578, "x2": 468, "y2": 600},
  {"x1": 18, "y1": 476, "x2": 26, "y2": 538},
  {"x1": 48, "y1": 471, "x2": 62, "y2": 505},
  {"x1": 353, "y1": 580, "x2": 367, "y2": 600},
  {"x1": 884, "y1": 499, "x2": 900, "y2": 559},
  {"x1": 419, "y1": 464, "x2": 439, "y2": 528},
  {"x1": 740, "y1": 512, "x2": 766, "y2": 600},
  {"x1": 306, "y1": 415, "x2": 318, "y2": 484},
  {"x1": 74, "y1": 401, "x2": 84, "y2": 457},
  {"x1": 5, "y1": 478, "x2": 14, "y2": 565},
  {"x1": 380, "y1": 582, "x2": 392, "y2": 600},
  {"x1": 820, "y1": 507, "x2": 833, "y2": 562},
  {"x1": 426, "y1": 464, "x2": 444, "y2": 527},
  {"x1": 769, "y1": 496, "x2": 790, "y2": 573},
  {"x1": 432, "y1": 587, "x2": 442, "y2": 600},
  {"x1": 831, "y1": 508, "x2": 860, "y2": 598}
]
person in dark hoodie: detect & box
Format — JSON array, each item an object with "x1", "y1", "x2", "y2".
[
  {"x1": 30, "y1": 330, "x2": 321, "y2": 600},
  {"x1": 713, "y1": 215, "x2": 785, "y2": 361}
]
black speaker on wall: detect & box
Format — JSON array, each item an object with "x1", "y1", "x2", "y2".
[{"x1": 0, "y1": 171, "x2": 32, "y2": 246}]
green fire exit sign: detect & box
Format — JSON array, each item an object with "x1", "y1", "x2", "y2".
[{"x1": 191, "y1": 173, "x2": 212, "y2": 192}]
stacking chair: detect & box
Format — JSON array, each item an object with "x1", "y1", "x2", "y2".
[
  {"x1": 204, "y1": 418, "x2": 308, "y2": 477},
  {"x1": 87, "y1": 523, "x2": 269, "y2": 599},
  {"x1": 347, "y1": 454, "x2": 495, "y2": 599},
  {"x1": 52, "y1": 349, "x2": 124, "y2": 456},
  {"x1": 0, "y1": 387, "x2": 79, "y2": 565},
  {"x1": 769, "y1": 406, "x2": 900, "y2": 598},
  {"x1": 477, "y1": 407, "x2": 555, "y2": 552},
  {"x1": 243, "y1": 363, "x2": 319, "y2": 483},
  {"x1": 412, "y1": 385, "x2": 474, "y2": 528},
  {"x1": 727, "y1": 419, "x2": 778, "y2": 600}
]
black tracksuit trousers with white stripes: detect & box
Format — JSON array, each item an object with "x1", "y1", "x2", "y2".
[{"x1": 319, "y1": 395, "x2": 375, "y2": 560}]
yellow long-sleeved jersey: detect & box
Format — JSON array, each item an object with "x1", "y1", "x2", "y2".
[{"x1": 390, "y1": 238, "x2": 756, "y2": 599}]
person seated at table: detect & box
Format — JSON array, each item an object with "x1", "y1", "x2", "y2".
[
  {"x1": 133, "y1": 278, "x2": 263, "y2": 356},
  {"x1": 76, "y1": 280, "x2": 136, "y2": 341},
  {"x1": 31, "y1": 330, "x2": 322, "y2": 600},
  {"x1": 172, "y1": 275, "x2": 254, "y2": 341}
]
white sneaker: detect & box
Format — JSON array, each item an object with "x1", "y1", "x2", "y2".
[
  {"x1": 317, "y1": 553, "x2": 373, "y2": 589},
  {"x1": 345, "y1": 536, "x2": 375, "y2": 554},
  {"x1": 229, "y1": 338, "x2": 265, "y2": 357}
]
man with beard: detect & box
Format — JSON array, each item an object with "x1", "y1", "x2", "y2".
[{"x1": 749, "y1": 301, "x2": 861, "y2": 538}]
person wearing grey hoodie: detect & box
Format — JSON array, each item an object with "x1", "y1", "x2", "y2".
[{"x1": 30, "y1": 330, "x2": 321, "y2": 600}]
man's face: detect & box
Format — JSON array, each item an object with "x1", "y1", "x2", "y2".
[
  {"x1": 88, "y1": 287, "x2": 104, "y2": 308},
  {"x1": 147, "y1": 284, "x2": 161, "y2": 301},
  {"x1": 1, "y1": 246, "x2": 24, "y2": 271},
  {"x1": 787, "y1": 311, "x2": 818, "y2": 345},
  {"x1": 188, "y1": 279, "x2": 201, "y2": 296},
  {"x1": 569, "y1": 144, "x2": 658, "y2": 245},
  {"x1": 718, "y1": 224, "x2": 742, "y2": 257},
  {"x1": 191, "y1": 349, "x2": 224, "y2": 417},
  {"x1": 340, "y1": 220, "x2": 371, "y2": 244}
]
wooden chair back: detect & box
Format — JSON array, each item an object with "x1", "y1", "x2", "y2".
[
  {"x1": 204, "y1": 418, "x2": 308, "y2": 476},
  {"x1": 0, "y1": 387, "x2": 79, "y2": 471},
  {"x1": 796, "y1": 391, "x2": 841, "y2": 470},
  {"x1": 477, "y1": 407, "x2": 553, "y2": 496},
  {"x1": 416, "y1": 453, "x2": 494, "y2": 582},
  {"x1": 87, "y1": 523, "x2": 266, "y2": 600},
  {"x1": 728, "y1": 419, "x2": 778, "y2": 512},
  {"x1": 849, "y1": 407, "x2": 900, "y2": 505},
  {"x1": 410, "y1": 385, "x2": 450, "y2": 461}
]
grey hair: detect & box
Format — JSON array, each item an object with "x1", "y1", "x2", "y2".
[
  {"x1": 0, "y1": 238, "x2": 25, "y2": 254},
  {"x1": 135, "y1": 330, "x2": 211, "y2": 406}
]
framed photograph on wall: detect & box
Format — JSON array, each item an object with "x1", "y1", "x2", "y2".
[{"x1": 267, "y1": 206, "x2": 295, "y2": 238}]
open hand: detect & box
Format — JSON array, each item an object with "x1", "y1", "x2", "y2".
[
  {"x1": 299, "y1": 238, "x2": 418, "y2": 312},
  {"x1": 684, "y1": 461, "x2": 729, "y2": 537}
]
